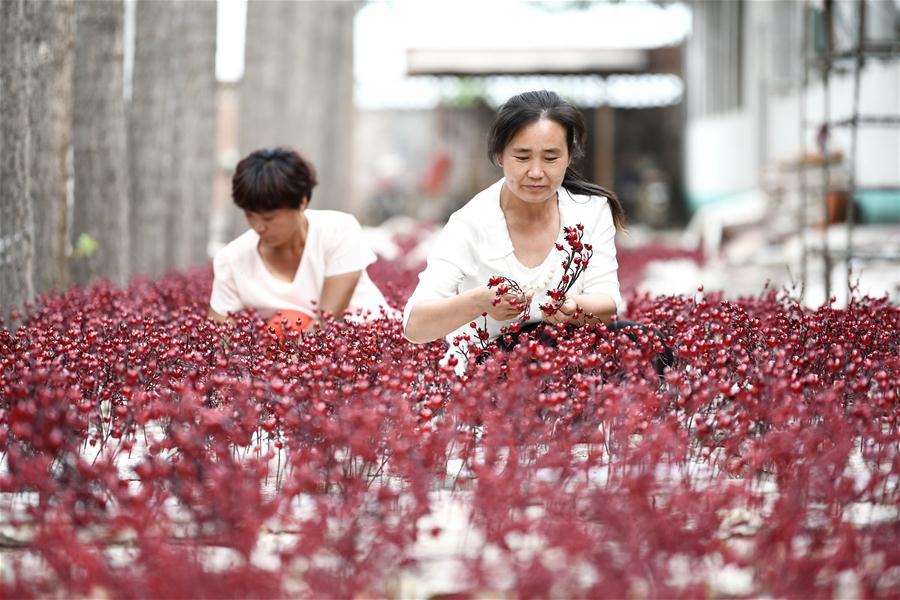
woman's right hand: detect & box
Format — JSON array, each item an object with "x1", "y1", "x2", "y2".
[
  {"x1": 484, "y1": 287, "x2": 533, "y2": 321},
  {"x1": 404, "y1": 287, "x2": 532, "y2": 344}
]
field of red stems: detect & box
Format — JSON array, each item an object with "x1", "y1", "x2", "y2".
[{"x1": 1, "y1": 242, "x2": 898, "y2": 600}]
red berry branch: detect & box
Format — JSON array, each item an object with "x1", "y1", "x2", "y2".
[
  {"x1": 539, "y1": 223, "x2": 593, "y2": 316},
  {"x1": 453, "y1": 312, "x2": 493, "y2": 362},
  {"x1": 461, "y1": 224, "x2": 594, "y2": 357},
  {"x1": 456, "y1": 276, "x2": 533, "y2": 362},
  {"x1": 487, "y1": 275, "x2": 527, "y2": 315}
]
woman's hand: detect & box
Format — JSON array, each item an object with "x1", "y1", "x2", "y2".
[
  {"x1": 404, "y1": 286, "x2": 533, "y2": 344},
  {"x1": 542, "y1": 293, "x2": 617, "y2": 326},
  {"x1": 486, "y1": 288, "x2": 533, "y2": 321},
  {"x1": 542, "y1": 296, "x2": 579, "y2": 325}
]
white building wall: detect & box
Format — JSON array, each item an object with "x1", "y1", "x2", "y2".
[
  {"x1": 767, "y1": 60, "x2": 900, "y2": 186},
  {"x1": 685, "y1": 110, "x2": 758, "y2": 206},
  {"x1": 685, "y1": 0, "x2": 899, "y2": 213}
]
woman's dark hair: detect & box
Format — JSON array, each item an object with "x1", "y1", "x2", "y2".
[
  {"x1": 232, "y1": 147, "x2": 318, "y2": 212},
  {"x1": 487, "y1": 90, "x2": 626, "y2": 231}
]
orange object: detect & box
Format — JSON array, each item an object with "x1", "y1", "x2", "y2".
[
  {"x1": 816, "y1": 190, "x2": 849, "y2": 229},
  {"x1": 267, "y1": 309, "x2": 314, "y2": 341},
  {"x1": 421, "y1": 152, "x2": 452, "y2": 195}
]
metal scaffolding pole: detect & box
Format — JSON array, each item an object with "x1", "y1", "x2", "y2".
[
  {"x1": 844, "y1": 0, "x2": 865, "y2": 297},
  {"x1": 820, "y1": 0, "x2": 834, "y2": 302},
  {"x1": 798, "y1": 0, "x2": 899, "y2": 305},
  {"x1": 798, "y1": 0, "x2": 810, "y2": 299}
]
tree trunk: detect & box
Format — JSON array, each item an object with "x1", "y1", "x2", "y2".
[
  {"x1": 306, "y1": 1, "x2": 357, "y2": 214},
  {"x1": 129, "y1": 0, "x2": 217, "y2": 276},
  {"x1": 237, "y1": 1, "x2": 358, "y2": 238},
  {"x1": 0, "y1": 0, "x2": 37, "y2": 315},
  {"x1": 128, "y1": 0, "x2": 174, "y2": 278},
  {"x1": 71, "y1": 0, "x2": 130, "y2": 287},
  {"x1": 168, "y1": 0, "x2": 217, "y2": 270},
  {"x1": 30, "y1": 1, "x2": 75, "y2": 297}
]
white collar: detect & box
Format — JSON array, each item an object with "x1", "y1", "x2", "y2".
[{"x1": 478, "y1": 178, "x2": 578, "y2": 260}]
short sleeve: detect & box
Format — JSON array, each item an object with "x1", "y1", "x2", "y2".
[
  {"x1": 402, "y1": 217, "x2": 476, "y2": 333},
  {"x1": 210, "y1": 251, "x2": 244, "y2": 315},
  {"x1": 324, "y1": 214, "x2": 377, "y2": 277},
  {"x1": 578, "y1": 199, "x2": 623, "y2": 311}
]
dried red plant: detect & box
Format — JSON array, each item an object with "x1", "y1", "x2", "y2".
[{"x1": 0, "y1": 236, "x2": 896, "y2": 598}]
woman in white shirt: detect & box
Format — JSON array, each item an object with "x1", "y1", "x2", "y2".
[
  {"x1": 403, "y1": 90, "x2": 628, "y2": 358},
  {"x1": 209, "y1": 147, "x2": 391, "y2": 327}
]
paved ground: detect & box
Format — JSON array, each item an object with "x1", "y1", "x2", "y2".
[{"x1": 625, "y1": 222, "x2": 899, "y2": 308}]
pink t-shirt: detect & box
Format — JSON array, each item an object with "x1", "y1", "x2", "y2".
[{"x1": 210, "y1": 210, "x2": 391, "y2": 320}]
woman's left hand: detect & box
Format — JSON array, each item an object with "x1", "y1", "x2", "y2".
[{"x1": 543, "y1": 296, "x2": 579, "y2": 325}]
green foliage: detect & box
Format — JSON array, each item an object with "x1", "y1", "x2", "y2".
[
  {"x1": 72, "y1": 233, "x2": 98, "y2": 259},
  {"x1": 444, "y1": 77, "x2": 489, "y2": 108}
]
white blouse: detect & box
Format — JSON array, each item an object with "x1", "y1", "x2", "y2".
[
  {"x1": 210, "y1": 209, "x2": 392, "y2": 320},
  {"x1": 403, "y1": 178, "x2": 622, "y2": 352}
]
